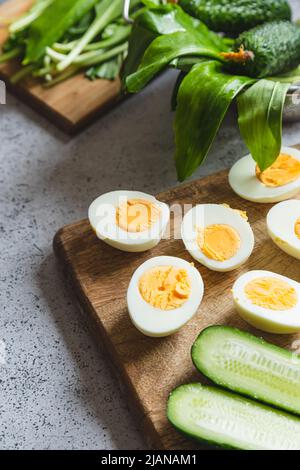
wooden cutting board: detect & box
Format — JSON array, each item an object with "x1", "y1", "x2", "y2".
[
  {"x1": 0, "y1": 0, "x2": 122, "y2": 133},
  {"x1": 53, "y1": 156, "x2": 300, "y2": 450}
]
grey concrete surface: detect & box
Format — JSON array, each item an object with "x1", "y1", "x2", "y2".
[{"x1": 0, "y1": 0, "x2": 300, "y2": 450}]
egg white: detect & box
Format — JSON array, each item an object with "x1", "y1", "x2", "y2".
[
  {"x1": 127, "y1": 256, "x2": 204, "y2": 337},
  {"x1": 267, "y1": 200, "x2": 300, "y2": 260},
  {"x1": 229, "y1": 146, "x2": 300, "y2": 203},
  {"x1": 233, "y1": 270, "x2": 300, "y2": 334},
  {"x1": 88, "y1": 190, "x2": 170, "y2": 252},
  {"x1": 181, "y1": 204, "x2": 255, "y2": 272}
]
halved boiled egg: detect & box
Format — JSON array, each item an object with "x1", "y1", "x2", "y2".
[
  {"x1": 229, "y1": 147, "x2": 300, "y2": 203},
  {"x1": 233, "y1": 270, "x2": 300, "y2": 334},
  {"x1": 127, "y1": 256, "x2": 204, "y2": 337},
  {"x1": 88, "y1": 191, "x2": 170, "y2": 252},
  {"x1": 267, "y1": 200, "x2": 300, "y2": 260},
  {"x1": 181, "y1": 204, "x2": 254, "y2": 272}
]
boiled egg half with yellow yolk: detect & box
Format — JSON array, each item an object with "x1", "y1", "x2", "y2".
[
  {"x1": 233, "y1": 270, "x2": 300, "y2": 334},
  {"x1": 267, "y1": 199, "x2": 300, "y2": 260},
  {"x1": 229, "y1": 147, "x2": 300, "y2": 203},
  {"x1": 88, "y1": 191, "x2": 170, "y2": 252},
  {"x1": 127, "y1": 256, "x2": 204, "y2": 337},
  {"x1": 181, "y1": 204, "x2": 255, "y2": 272}
]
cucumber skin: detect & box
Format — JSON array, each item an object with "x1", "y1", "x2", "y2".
[
  {"x1": 192, "y1": 325, "x2": 300, "y2": 416},
  {"x1": 179, "y1": 0, "x2": 291, "y2": 35},
  {"x1": 167, "y1": 383, "x2": 300, "y2": 450},
  {"x1": 231, "y1": 21, "x2": 300, "y2": 78}
]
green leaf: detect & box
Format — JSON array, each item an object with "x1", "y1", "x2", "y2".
[
  {"x1": 122, "y1": 23, "x2": 157, "y2": 80},
  {"x1": 175, "y1": 61, "x2": 254, "y2": 181},
  {"x1": 123, "y1": 3, "x2": 227, "y2": 82},
  {"x1": 134, "y1": 3, "x2": 225, "y2": 46},
  {"x1": 9, "y1": 0, "x2": 54, "y2": 35},
  {"x1": 25, "y1": 0, "x2": 99, "y2": 64},
  {"x1": 238, "y1": 79, "x2": 290, "y2": 171},
  {"x1": 126, "y1": 31, "x2": 225, "y2": 93},
  {"x1": 123, "y1": 4, "x2": 191, "y2": 80}
]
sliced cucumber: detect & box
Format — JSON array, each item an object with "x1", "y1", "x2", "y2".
[
  {"x1": 167, "y1": 383, "x2": 300, "y2": 450},
  {"x1": 192, "y1": 326, "x2": 300, "y2": 415}
]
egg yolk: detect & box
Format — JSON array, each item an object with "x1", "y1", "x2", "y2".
[
  {"x1": 245, "y1": 277, "x2": 298, "y2": 311},
  {"x1": 295, "y1": 218, "x2": 300, "y2": 240},
  {"x1": 139, "y1": 266, "x2": 191, "y2": 310},
  {"x1": 256, "y1": 153, "x2": 300, "y2": 187},
  {"x1": 116, "y1": 199, "x2": 160, "y2": 232},
  {"x1": 197, "y1": 224, "x2": 241, "y2": 261}
]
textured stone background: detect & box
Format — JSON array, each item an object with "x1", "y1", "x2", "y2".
[{"x1": 0, "y1": 0, "x2": 300, "y2": 450}]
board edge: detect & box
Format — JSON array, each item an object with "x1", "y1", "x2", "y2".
[{"x1": 53, "y1": 227, "x2": 166, "y2": 450}]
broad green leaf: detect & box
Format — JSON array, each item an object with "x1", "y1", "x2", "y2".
[
  {"x1": 123, "y1": 3, "x2": 227, "y2": 80},
  {"x1": 124, "y1": 4, "x2": 187, "y2": 79},
  {"x1": 126, "y1": 31, "x2": 224, "y2": 93},
  {"x1": 25, "y1": 0, "x2": 99, "y2": 64},
  {"x1": 122, "y1": 24, "x2": 158, "y2": 80},
  {"x1": 170, "y1": 59, "x2": 209, "y2": 109},
  {"x1": 135, "y1": 6, "x2": 186, "y2": 35},
  {"x1": 175, "y1": 61, "x2": 254, "y2": 181},
  {"x1": 238, "y1": 79, "x2": 290, "y2": 171},
  {"x1": 136, "y1": 3, "x2": 226, "y2": 47}
]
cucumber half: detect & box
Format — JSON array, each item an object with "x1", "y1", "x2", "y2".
[
  {"x1": 192, "y1": 326, "x2": 300, "y2": 415},
  {"x1": 167, "y1": 383, "x2": 300, "y2": 450}
]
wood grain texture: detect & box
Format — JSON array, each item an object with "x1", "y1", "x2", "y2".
[
  {"x1": 0, "y1": 0, "x2": 122, "y2": 134},
  {"x1": 53, "y1": 150, "x2": 300, "y2": 450}
]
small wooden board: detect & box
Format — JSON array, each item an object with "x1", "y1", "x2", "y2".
[
  {"x1": 0, "y1": 0, "x2": 122, "y2": 134},
  {"x1": 53, "y1": 153, "x2": 300, "y2": 450}
]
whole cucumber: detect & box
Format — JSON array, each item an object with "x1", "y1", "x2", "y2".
[
  {"x1": 179, "y1": 0, "x2": 291, "y2": 35},
  {"x1": 223, "y1": 21, "x2": 300, "y2": 78}
]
